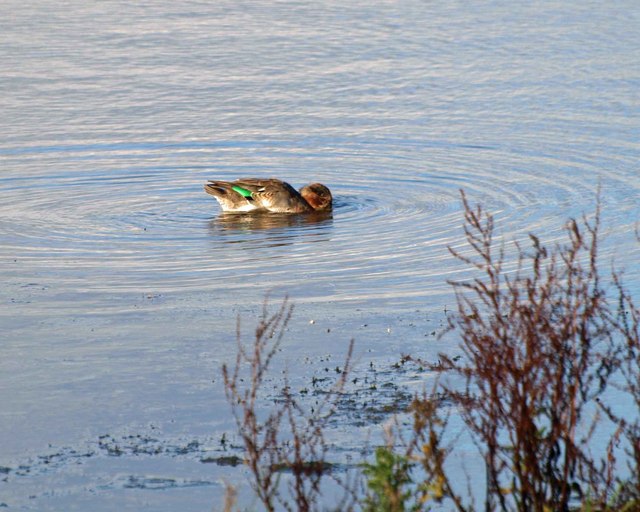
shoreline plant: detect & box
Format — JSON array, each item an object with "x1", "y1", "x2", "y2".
[
  {"x1": 222, "y1": 297, "x2": 357, "y2": 511},
  {"x1": 221, "y1": 193, "x2": 640, "y2": 511}
]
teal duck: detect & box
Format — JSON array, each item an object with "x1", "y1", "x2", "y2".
[{"x1": 204, "y1": 178, "x2": 332, "y2": 213}]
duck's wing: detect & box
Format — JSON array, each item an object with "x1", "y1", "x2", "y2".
[
  {"x1": 204, "y1": 180, "x2": 262, "y2": 212},
  {"x1": 204, "y1": 178, "x2": 312, "y2": 213},
  {"x1": 232, "y1": 179, "x2": 312, "y2": 213},
  {"x1": 231, "y1": 178, "x2": 288, "y2": 193}
]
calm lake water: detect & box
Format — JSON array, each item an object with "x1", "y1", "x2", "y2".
[{"x1": 1, "y1": 1, "x2": 639, "y2": 509}]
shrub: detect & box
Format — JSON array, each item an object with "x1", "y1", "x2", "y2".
[
  {"x1": 222, "y1": 297, "x2": 356, "y2": 512},
  {"x1": 222, "y1": 194, "x2": 640, "y2": 512}
]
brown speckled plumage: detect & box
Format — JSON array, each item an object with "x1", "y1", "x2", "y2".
[{"x1": 204, "y1": 178, "x2": 332, "y2": 213}]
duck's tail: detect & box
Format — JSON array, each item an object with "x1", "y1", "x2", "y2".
[
  {"x1": 204, "y1": 181, "x2": 232, "y2": 197},
  {"x1": 204, "y1": 181, "x2": 258, "y2": 212}
]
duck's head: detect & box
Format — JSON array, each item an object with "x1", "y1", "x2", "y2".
[{"x1": 300, "y1": 183, "x2": 332, "y2": 211}]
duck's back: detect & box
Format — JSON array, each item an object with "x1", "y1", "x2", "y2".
[{"x1": 204, "y1": 178, "x2": 312, "y2": 213}]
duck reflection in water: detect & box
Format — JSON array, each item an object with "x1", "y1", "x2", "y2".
[{"x1": 208, "y1": 210, "x2": 333, "y2": 248}]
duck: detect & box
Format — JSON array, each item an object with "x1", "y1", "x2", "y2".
[{"x1": 204, "y1": 178, "x2": 332, "y2": 213}]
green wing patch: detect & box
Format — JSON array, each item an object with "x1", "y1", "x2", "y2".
[{"x1": 232, "y1": 185, "x2": 253, "y2": 198}]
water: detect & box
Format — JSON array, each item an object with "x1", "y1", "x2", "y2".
[{"x1": 1, "y1": 1, "x2": 639, "y2": 509}]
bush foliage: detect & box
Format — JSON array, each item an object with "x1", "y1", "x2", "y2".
[{"x1": 222, "y1": 194, "x2": 640, "y2": 511}]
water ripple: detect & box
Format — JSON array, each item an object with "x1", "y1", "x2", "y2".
[{"x1": 1, "y1": 136, "x2": 638, "y2": 310}]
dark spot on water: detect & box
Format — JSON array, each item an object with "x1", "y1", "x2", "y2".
[
  {"x1": 270, "y1": 460, "x2": 334, "y2": 475},
  {"x1": 201, "y1": 455, "x2": 243, "y2": 466},
  {"x1": 174, "y1": 440, "x2": 200, "y2": 455},
  {"x1": 124, "y1": 476, "x2": 172, "y2": 489},
  {"x1": 121, "y1": 475, "x2": 213, "y2": 490}
]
